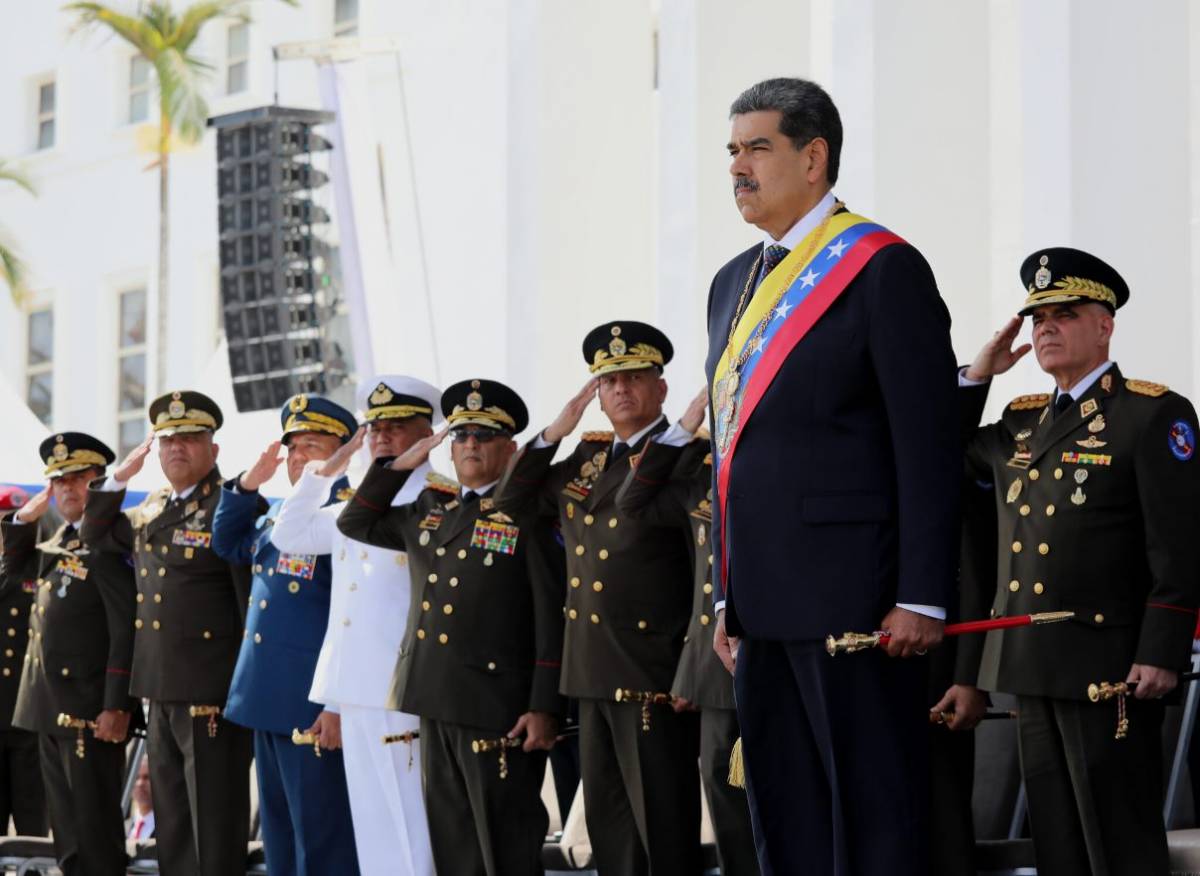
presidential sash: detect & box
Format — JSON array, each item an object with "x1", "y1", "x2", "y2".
[{"x1": 711, "y1": 212, "x2": 904, "y2": 584}]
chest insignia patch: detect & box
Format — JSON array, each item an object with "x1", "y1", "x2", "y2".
[
  {"x1": 1169, "y1": 421, "x2": 1195, "y2": 462},
  {"x1": 471, "y1": 519, "x2": 519, "y2": 555},
  {"x1": 172, "y1": 529, "x2": 212, "y2": 549},
  {"x1": 1060, "y1": 452, "x2": 1111, "y2": 467},
  {"x1": 277, "y1": 553, "x2": 317, "y2": 580}
]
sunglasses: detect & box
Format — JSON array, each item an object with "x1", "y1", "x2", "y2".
[{"x1": 450, "y1": 428, "x2": 508, "y2": 444}]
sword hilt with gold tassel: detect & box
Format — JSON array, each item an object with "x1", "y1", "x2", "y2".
[
  {"x1": 1086, "y1": 671, "x2": 1200, "y2": 740},
  {"x1": 614, "y1": 688, "x2": 673, "y2": 732},
  {"x1": 290, "y1": 728, "x2": 322, "y2": 757},
  {"x1": 825, "y1": 611, "x2": 1075, "y2": 656},
  {"x1": 188, "y1": 705, "x2": 222, "y2": 738},
  {"x1": 472, "y1": 736, "x2": 522, "y2": 779},
  {"x1": 381, "y1": 730, "x2": 420, "y2": 770},
  {"x1": 56, "y1": 713, "x2": 96, "y2": 760}
]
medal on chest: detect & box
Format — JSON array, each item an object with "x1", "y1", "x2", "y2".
[
  {"x1": 53, "y1": 556, "x2": 88, "y2": 597},
  {"x1": 276, "y1": 553, "x2": 317, "y2": 580},
  {"x1": 564, "y1": 451, "x2": 607, "y2": 502},
  {"x1": 713, "y1": 371, "x2": 742, "y2": 455},
  {"x1": 471, "y1": 518, "x2": 520, "y2": 556}
]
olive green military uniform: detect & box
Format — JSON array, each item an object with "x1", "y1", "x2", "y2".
[
  {"x1": 81, "y1": 466, "x2": 255, "y2": 876},
  {"x1": 339, "y1": 463, "x2": 565, "y2": 876},
  {"x1": 617, "y1": 437, "x2": 759, "y2": 876},
  {"x1": 3, "y1": 514, "x2": 137, "y2": 875},
  {"x1": 963, "y1": 364, "x2": 1200, "y2": 875},
  {"x1": 0, "y1": 513, "x2": 51, "y2": 838},
  {"x1": 496, "y1": 420, "x2": 700, "y2": 875}
]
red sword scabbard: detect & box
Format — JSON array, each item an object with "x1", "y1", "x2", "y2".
[{"x1": 825, "y1": 610, "x2": 1075, "y2": 655}]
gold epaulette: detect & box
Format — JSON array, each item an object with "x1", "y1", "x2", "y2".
[
  {"x1": 336, "y1": 487, "x2": 355, "y2": 501},
  {"x1": 581, "y1": 431, "x2": 614, "y2": 443},
  {"x1": 424, "y1": 472, "x2": 460, "y2": 496},
  {"x1": 1126, "y1": 379, "x2": 1169, "y2": 398},
  {"x1": 128, "y1": 488, "x2": 171, "y2": 528},
  {"x1": 1008, "y1": 393, "x2": 1052, "y2": 411}
]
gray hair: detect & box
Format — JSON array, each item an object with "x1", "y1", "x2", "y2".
[{"x1": 730, "y1": 78, "x2": 843, "y2": 184}]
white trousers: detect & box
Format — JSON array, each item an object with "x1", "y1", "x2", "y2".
[{"x1": 339, "y1": 703, "x2": 433, "y2": 876}]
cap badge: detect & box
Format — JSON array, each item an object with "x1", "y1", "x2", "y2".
[
  {"x1": 1034, "y1": 254, "x2": 1052, "y2": 290},
  {"x1": 289, "y1": 395, "x2": 308, "y2": 413},
  {"x1": 609, "y1": 333, "x2": 627, "y2": 357},
  {"x1": 369, "y1": 383, "x2": 394, "y2": 406},
  {"x1": 52, "y1": 442, "x2": 68, "y2": 461},
  {"x1": 466, "y1": 391, "x2": 483, "y2": 412}
]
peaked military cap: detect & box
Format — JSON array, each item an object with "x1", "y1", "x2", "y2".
[
  {"x1": 280, "y1": 394, "x2": 358, "y2": 444},
  {"x1": 583, "y1": 320, "x2": 674, "y2": 376},
  {"x1": 39, "y1": 431, "x2": 115, "y2": 479},
  {"x1": 148, "y1": 390, "x2": 223, "y2": 436},
  {"x1": 355, "y1": 375, "x2": 442, "y2": 425},
  {"x1": 442, "y1": 379, "x2": 529, "y2": 434},
  {"x1": 1019, "y1": 247, "x2": 1129, "y2": 316}
]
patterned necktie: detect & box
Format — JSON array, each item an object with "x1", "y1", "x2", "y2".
[
  {"x1": 1053, "y1": 392, "x2": 1074, "y2": 420},
  {"x1": 761, "y1": 244, "x2": 790, "y2": 281}
]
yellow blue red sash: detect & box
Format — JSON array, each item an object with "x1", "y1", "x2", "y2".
[{"x1": 712, "y1": 212, "x2": 904, "y2": 584}]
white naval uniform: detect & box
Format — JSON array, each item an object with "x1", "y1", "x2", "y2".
[{"x1": 271, "y1": 462, "x2": 434, "y2": 876}]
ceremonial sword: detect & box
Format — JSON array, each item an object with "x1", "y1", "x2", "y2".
[{"x1": 825, "y1": 610, "x2": 1075, "y2": 656}]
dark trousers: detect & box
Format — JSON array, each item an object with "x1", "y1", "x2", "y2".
[
  {"x1": 147, "y1": 701, "x2": 252, "y2": 876},
  {"x1": 39, "y1": 732, "x2": 126, "y2": 875},
  {"x1": 1018, "y1": 695, "x2": 1167, "y2": 876},
  {"x1": 578, "y1": 697, "x2": 701, "y2": 875},
  {"x1": 734, "y1": 638, "x2": 929, "y2": 876},
  {"x1": 421, "y1": 717, "x2": 548, "y2": 876},
  {"x1": 699, "y1": 708, "x2": 758, "y2": 876},
  {"x1": 255, "y1": 729, "x2": 359, "y2": 876},
  {"x1": 928, "y1": 722, "x2": 976, "y2": 876},
  {"x1": 0, "y1": 727, "x2": 46, "y2": 835}
]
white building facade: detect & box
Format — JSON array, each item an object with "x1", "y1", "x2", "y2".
[{"x1": 1, "y1": 0, "x2": 1199, "y2": 490}]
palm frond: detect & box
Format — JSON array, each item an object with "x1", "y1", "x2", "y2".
[
  {"x1": 173, "y1": 0, "x2": 249, "y2": 49},
  {"x1": 0, "y1": 234, "x2": 29, "y2": 304},
  {"x1": 0, "y1": 161, "x2": 36, "y2": 197},
  {"x1": 62, "y1": 2, "x2": 163, "y2": 54},
  {"x1": 154, "y1": 47, "x2": 210, "y2": 143}
]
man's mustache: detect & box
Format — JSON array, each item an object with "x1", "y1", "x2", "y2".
[{"x1": 734, "y1": 178, "x2": 759, "y2": 194}]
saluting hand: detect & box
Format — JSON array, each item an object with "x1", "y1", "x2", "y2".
[
  {"x1": 509, "y1": 711, "x2": 558, "y2": 752},
  {"x1": 113, "y1": 434, "x2": 155, "y2": 484},
  {"x1": 542, "y1": 379, "x2": 599, "y2": 444},
  {"x1": 313, "y1": 427, "x2": 366, "y2": 479},
  {"x1": 239, "y1": 441, "x2": 285, "y2": 493},
  {"x1": 388, "y1": 427, "x2": 449, "y2": 471},
  {"x1": 679, "y1": 386, "x2": 709, "y2": 435},
  {"x1": 14, "y1": 486, "x2": 52, "y2": 524},
  {"x1": 965, "y1": 316, "x2": 1032, "y2": 381}
]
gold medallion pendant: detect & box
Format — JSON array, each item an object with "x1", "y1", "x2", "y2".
[{"x1": 713, "y1": 371, "x2": 741, "y2": 454}]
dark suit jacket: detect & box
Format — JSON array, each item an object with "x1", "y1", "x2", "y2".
[
  {"x1": 338, "y1": 465, "x2": 565, "y2": 732},
  {"x1": 705, "y1": 237, "x2": 961, "y2": 640}
]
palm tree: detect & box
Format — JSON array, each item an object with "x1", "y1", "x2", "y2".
[
  {"x1": 65, "y1": 0, "x2": 295, "y2": 390},
  {"x1": 0, "y1": 160, "x2": 37, "y2": 304}
]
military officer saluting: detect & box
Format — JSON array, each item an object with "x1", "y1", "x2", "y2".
[
  {"x1": 338, "y1": 379, "x2": 565, "y2": 876},
  {"x1": 2, "y1": 433, "x2": 136, "y2": 874},
  {"x1": 616, "y1": 400, "x2": 760, "y2": 876},
  {"x1": 961, "y1": 247, "x2": 1200, "y2": 875},
  {"x1": 495, "y1": 321, "x2": 701, "y2": 874},
  {"x1": 212, "y1": 395, "x2": 359, "y2": 875},
  {"x1": 80, "y1": 391, "x2": 254, "y2": 876},
  {"x1": 271, "y1": 375, "x2": 439, "y2": 875}
]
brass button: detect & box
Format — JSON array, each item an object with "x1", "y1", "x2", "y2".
[
  {"x1": 703, "y1": 583, "x2": 713, "y2": 594},
  {"x1": 422, "y1": 601, "x2": 431, "y2": 611},
  {"x1": 161, "y1": 546, "x2": 168, "y2": 555},
  {"x1": 267, "y1": 569, "x2": 274, "y2": 576},
  {"x1": 570, "y1": 577, "x2": 581, "y2": 589},
  {"x1": 254, "y1": 633, "x2": 262, "y2": 643},
  {"x1": 417, "y1": 629, "x2": 426, "y2": 639},
  {"x1": 141, "y1": 569, "x2": 147, "y2": 577},
  {"x1": 1094, "y1": 613, "x2": 1104, "y2": 624},
  {"x1": 1038, "y1": 543, "x2": 1049, "y2": 556},
  {"x1": 708, "y1": 556, "x2": 713, "y2": 566},
  {"x1": 598, "y1": 549, "x2": 610, "y2": 560},
  {"x1": 428, "y1": 573, "x2": 438, "y2": 583},
  {"x1": 1046, "y1": 505, "x2": 1056, "y2": 516},
  {"x1": 443, "y1": 604, "x2": 454, "y2": 615},
  {"x1": 1033, "y1": 582, "x2": 1044, "y2": 595},
  {"x1": 157, "y1": 568, "x2": 166, "y2": 577},
  {"x1": 1009, "y1": 580, "x2": 1020, "y2": 592},
  {"x1": 254, "y1": 564, "x2": 262, "y2": 573},
  {"x1": 1012, "y1": 541, "x2": 1022, "y2": 553},
  {"x1": 584, "y1": 514, "x2": 595, "y2": 525},
  {"x1": 568, "y1": 609, "x2": 578, "y2": 620},
  {"x1": 144, "y1": 543, "x2": 152, "y2": 553},
  {"x1": 608, "y1": 518, "x2": 618, "y2": 528},
  {"x1": 135, "y1": 619, "x2": 144, "y2": 630},
  {"x1": 1019, "y1": 505, "x2": 1030, "y2": 516},
  {"x1": 457, "y1": 549, "x2": 467, "y2": 559},
  {"x1": 436, "y1": 547, "x2": 446, "y2": 556},
  {"x1": 700, "y1": 614, "x2": 711, "y2": 626},
  {"x1": 574, "y1": 545, "x2": 585, "y2": 556},
  {"x1": 1054, "y1": 468, "x2": 1063, "y2": 480},
  {"x1": 137, "y1": 594, "x2": 145, "y2": 603},
  {"x1": 1029, "y1": 470, "x2": 1040, "y2": 481},
  {"x1": 449, "y1": 577, "x2": 459, "y2": 587},
  {"x1": 342, "y1": 618, "x2": 351, "y2": 627},
  {"x1": 637, "y1": 620, "x2": 648, "y2": 630},
  {"x1": 592, "y1": 581, "x2": 603, "y2": 592},
  {"x1": 487, "y1": 661, "x2": 496, "y2": 671},
  {"x1": 61, "y1": 667, "x2": 69, "y2": 677},
  {"x1": 153, "y1": 594, "x2": 162, "y2": 603},
  {"x1": 38, "y1": 606, "x2": 44, "y2": 616},
  {"x1": 152, "y1": 620, "x2": 161, "y2": 630},
  {"x1": 590, "y1": 613, "x2": 600, "y2": 624},
  {"x1": 4, "y1": 650, "x2": 12, "y2": 658},
  {"x1": 2, "y1": 669, "x2": 9, "y2": 677},
  {"x1": 7, "y1": 608, "x2": 15, "y2": 617},
  {"x1": 259, "y1": 599, "x2": 268, "y2": 610},
  {"x1": 288, "y1": 581, "x2": 300, "y2": 593},
  {"x1": 438, "y1": 633, "x2": 449, "y2": 644},
  {"x1": 203, "y1": 630, "x2": 212, "y2": 639},
  {"x1": 5, "y1": 629, "x2": 13, "y2": 638}
]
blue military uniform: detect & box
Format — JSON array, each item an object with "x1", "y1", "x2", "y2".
[{"x1": 212, "y1": 395, "x2": 359, "y2": 876}]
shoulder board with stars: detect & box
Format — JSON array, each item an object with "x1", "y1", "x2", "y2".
[
  {"x1": 1126, "y1": 379, "x2": 1169, "y2": 398},
  {"x1": 424, "y1": 472, "x2": 461, "y2": 496},
  {"x1": 581, "y1": 431, "x2": 615, "y2": 443},
  {"x1": 336, "y1": 487, "x2": 355, "y2": 501},
  {"x1": 1007, "y1": 393, "x2": 1052, "y2": 411},
  {"x1": 129, "y1": 488, "x2": 172, "y2": 528}
]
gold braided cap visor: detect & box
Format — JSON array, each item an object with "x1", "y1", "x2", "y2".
[
  {"x1": 364, "y1": 404, "x2": 434, "y2": 422},
  {"x1": 1020, "y1": 276, "x2": 1118, "y2": 315},
  {"x1": 44, "y1": 450, "x2": 108, "y2": 478},
  {"x1": 589, "y1": 343, "x2": 665, "y2": 376},
  {"x1": 283, "y1": 412, "x2": 352, "y2": 439},
  {"x1": 152, "y1": 408, "x2": 218, "y2": 436},
  {"x1": 447, "y1": 406, "x2": 516, "y2": 431}
]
